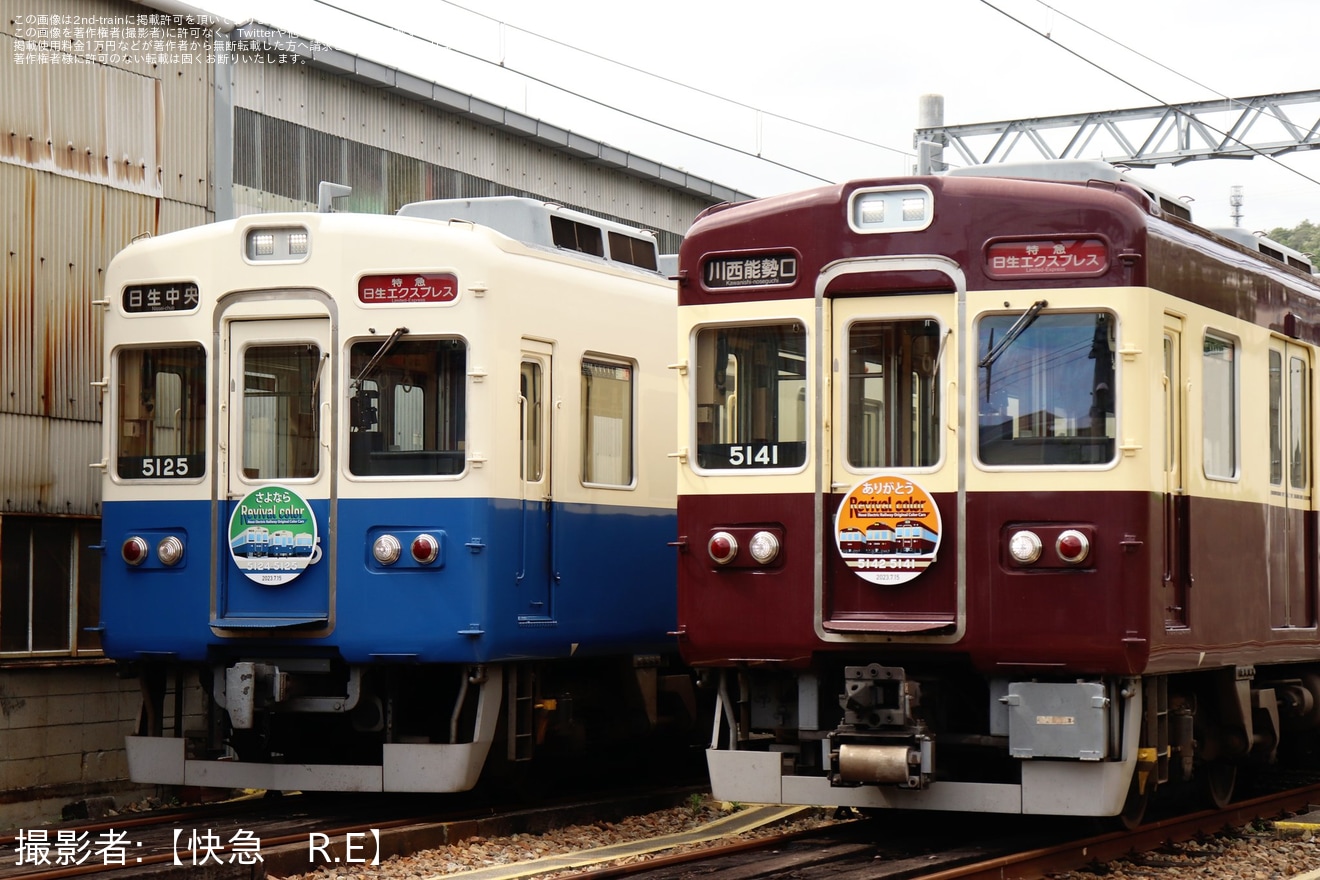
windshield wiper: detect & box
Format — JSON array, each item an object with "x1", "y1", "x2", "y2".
[
  {"x1": 352, "y1": 326, "x2": 409, "y2": 388},
  {"x1": 978, "y1": 300, "x2": 1047, "y2": 369}
]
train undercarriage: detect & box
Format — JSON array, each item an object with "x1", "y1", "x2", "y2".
[
  {"x1": 124, "y1": 654, "x2": 702, "y2": 793},
  {"x1": 706, "y1": 662, "x2": 1320, "y2": 823}
]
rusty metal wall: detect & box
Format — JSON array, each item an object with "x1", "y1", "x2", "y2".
[
  {"x1": 0, "y1": 0, "x2": 216, "y2": 518},
  {"x1": 1, "y1": 0, "x2": 214, "y2": 207},
  {"x1": 0, "y1": 413, "x2": 100, "y2": 515}
]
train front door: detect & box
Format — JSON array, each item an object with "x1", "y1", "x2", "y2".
[
  {"x1": 214, "y1": 314, "x2": 334, "y2": 631},
  {"x1": 1267, "y1": 339, "x2": 1314, "y2": 628},
  {"x1": 517, "y1": 339, "x2": 554, "y2": 621},
  {"x1": 823, "y1": 285, "x2": 958, "y2": 635}
]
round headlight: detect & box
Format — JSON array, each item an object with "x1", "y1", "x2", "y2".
[
  {"x1": 373, "y1": 534, "x2": 401, "y2": 565},
  {"x1": 748, "y1": 531, "x2": 780, "y2": 565},
  {"x1": 411, "y1": 534, "x2": 439, "y2": 564},
  {"x1": 156, "y1": 536, "x2": 185, "y2": 566},
  {"x1": 1008, "y1": 530, "x2": 1042, "y2": 565},
  {"x1": 1056, "y1": 529, "x2": 1090, "y2": 564},
  {"x1": 708, "y1": 531, "x2": 738, "y2": 565},
  {"x1": 122, "y1": 536, "x2": 149, "y2": 566}
]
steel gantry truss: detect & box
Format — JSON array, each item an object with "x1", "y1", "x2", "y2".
[{"x1": 915, "y1": 89, "x2": 1320, "y2": 168}]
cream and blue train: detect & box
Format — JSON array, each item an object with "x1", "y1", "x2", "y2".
[{"x1": 98, "y1": 195, "x2": 690, "y2": 792}]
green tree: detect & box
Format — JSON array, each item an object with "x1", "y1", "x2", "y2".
[{"x1": 1267, "y1": 220, "x2": 1320, "y2": 257}]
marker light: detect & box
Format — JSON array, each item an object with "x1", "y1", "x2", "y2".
[
  {"x1": 748, "y1": 531, "x2": 781, "y2": 565},
  {"x1": 708, "y1": 531, "x2": 738, "y2": 565},
  {"x1": 848, "y1": 186, "x2": 934, "y2": 234},
  {"x1": 1007, "y1": 530, "x2": 1043, "y2": 565},
  {"x1": 156, "y1": 536, "x2": 185, "y2": 566},
  {"x1": 411, "y1": 534, "x2": 440, "y2": 565},
  {"x1": 373, "y1": 534, "x2": 402, "y2": 566},
  {"x1": 122, "y1": 536, "x2": 149, "y2": 566},
  {"x1": 1056, "y1": 529, "x2": 1090, "y2": 564},
  {"x1": 246, "y1": 226, "x2": 311, "y2": 261}
]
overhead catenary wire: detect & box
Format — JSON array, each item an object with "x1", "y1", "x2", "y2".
[
  {"x1": 979, "y1": 0, "x2": 1320, "y2": 192},
  {"x1": 288, "y1": 0, "x2": 1316, "y2": 201},
  {"x1": 305, "y1": 0, "x2": 912, "y2": 185}
]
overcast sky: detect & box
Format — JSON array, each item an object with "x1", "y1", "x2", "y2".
[{"x1": 200, "y1": 0, "x2": 1319, "y2": 232}]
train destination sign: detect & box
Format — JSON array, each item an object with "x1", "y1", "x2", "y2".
[
  {"x1": 703, "y1": 252, "x2": 798, "y2": 289},
  {"x1": 358, "y1": 273, "x2": 459, "y2": 304},
  {"x1": 834, "y1": 475, "x2": 942, "y2": 586},
  {"x1": 228, "y1": 486, "x2": 320, "y2": 586},
  {"x1": 122, "y1": 281, "x2": 200, "y2": 313},
  {"x1": 984, "y1": 238, "x2": 1108, "y2": 278}
]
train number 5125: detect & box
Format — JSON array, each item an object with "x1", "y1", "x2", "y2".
[{"x1": 140, "y1": 456, "x2": 189, "y2": 477}]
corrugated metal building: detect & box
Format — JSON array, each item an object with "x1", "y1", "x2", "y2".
[
  {"x1": 0, "y1": 0, "x2": 744, "y2": 827},
  {"x1": 220, "y1": 21, "x2": 736, "y2": 244}
]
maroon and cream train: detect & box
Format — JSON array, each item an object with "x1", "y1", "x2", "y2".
[{"x1": 673, "y1": 159, "x2": 1320, "y2": 822}]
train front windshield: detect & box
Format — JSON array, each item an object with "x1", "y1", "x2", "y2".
[
  {"x1": 115, "y1": 345, "x2": 206, "y2": 479},
  {"x1": 348, "y1": 337, "x2": 467, "y2": 477},
  {"x1": 694, "y1": 323, "x2": 806, "y2": 470},
  {"x1": 977, "y1": 310, "x2": 1116, "y2": 466}
]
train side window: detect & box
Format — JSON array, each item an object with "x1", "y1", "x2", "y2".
[
  {"x1": 1268, "y1": 347, "x2": 1307, "y2": 490},
  {"x1": 1202, "y1": 333, "x2": 1238, "y2": 480},
  {"x1": 348, "y1": 338, "x2": 467, "y2": 477},
  {"x1": 1270, "y1": 350, "x2": 1283, "y2": 485},
  {"x1": 976, "y1": 311, "x2": 1116, "y2": 467},
  {"x1": 1291, "y1": 354, "x2": 1309, "y2": 490},
  {"x1": 114, "y1": 344, "x2": 207, "y2": 480},
  {"x1": 581, "y1": 359, "x2": 634, "y2": 487},
  {"x1": 845, "y1": 319, "x2": 942, "y2": 468}
]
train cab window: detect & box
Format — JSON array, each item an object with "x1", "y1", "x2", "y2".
[
  {"x1": 114, "y1": 345, "x2": 206, "y2": 479},
  {"x1": 845, "y1": 320, "x2": 942, "y2": 468},
  {"x1": 976, "y1": 311, "x2": 1116, "y2": 467},
  {"x1": 581, "y1": 359, "x2": 634, "y2": 486},
  {"x1": 694, "y1": 322, "x2": 807, "y2": 470},
  {"x1": 348, "y1": 338, "x2": 467, "y2": 477},
  {"x1": 1202, "y1": 333, "x2": 1238, "y2": 480}
]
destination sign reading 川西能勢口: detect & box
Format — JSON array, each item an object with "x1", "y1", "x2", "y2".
[
  {"x1": 703, "y1": 253, "x2": 798, "y2": 289},
  {"x1": 358, "y1": 273, "x2": 459, "y2": 304}
]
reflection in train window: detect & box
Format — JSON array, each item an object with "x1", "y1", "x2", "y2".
[{"x1": 977, "y1": 311, "x2": 1116, "y2": 467}]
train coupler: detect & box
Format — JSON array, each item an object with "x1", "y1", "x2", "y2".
[{"x1": 830, "y1": 735, "x2": 934, "y2": 789}]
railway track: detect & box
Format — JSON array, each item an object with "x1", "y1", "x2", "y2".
[{"x1": 532, "y1": 783, "x2": 1320, "y2": 880}]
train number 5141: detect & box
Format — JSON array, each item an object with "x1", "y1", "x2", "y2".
[{"x1": 728, "y1": 444, "x2": 779, "y2": 467}]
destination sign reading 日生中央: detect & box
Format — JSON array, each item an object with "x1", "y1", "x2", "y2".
[
  {"x1": 122, "y1": 282, "x2": 199, "y2": 313},
  {"x1": 358, "y1": 273, "x2": 458, "y2": 304},
  {"x1": 703, "y1": 253, "x2": 798, "y2": 289}
]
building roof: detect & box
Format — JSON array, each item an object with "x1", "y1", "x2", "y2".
[{"x1": 224, "y1": 18, "x2": 753, "y2": 205}]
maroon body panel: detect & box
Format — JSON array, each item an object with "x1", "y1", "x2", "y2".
[
  {"x1": 677, "y1": 173, "x2": 1320, "y2": 679},
  {"x1": 679, "y1": 491, "x2": 1156, "y2": 674}
]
